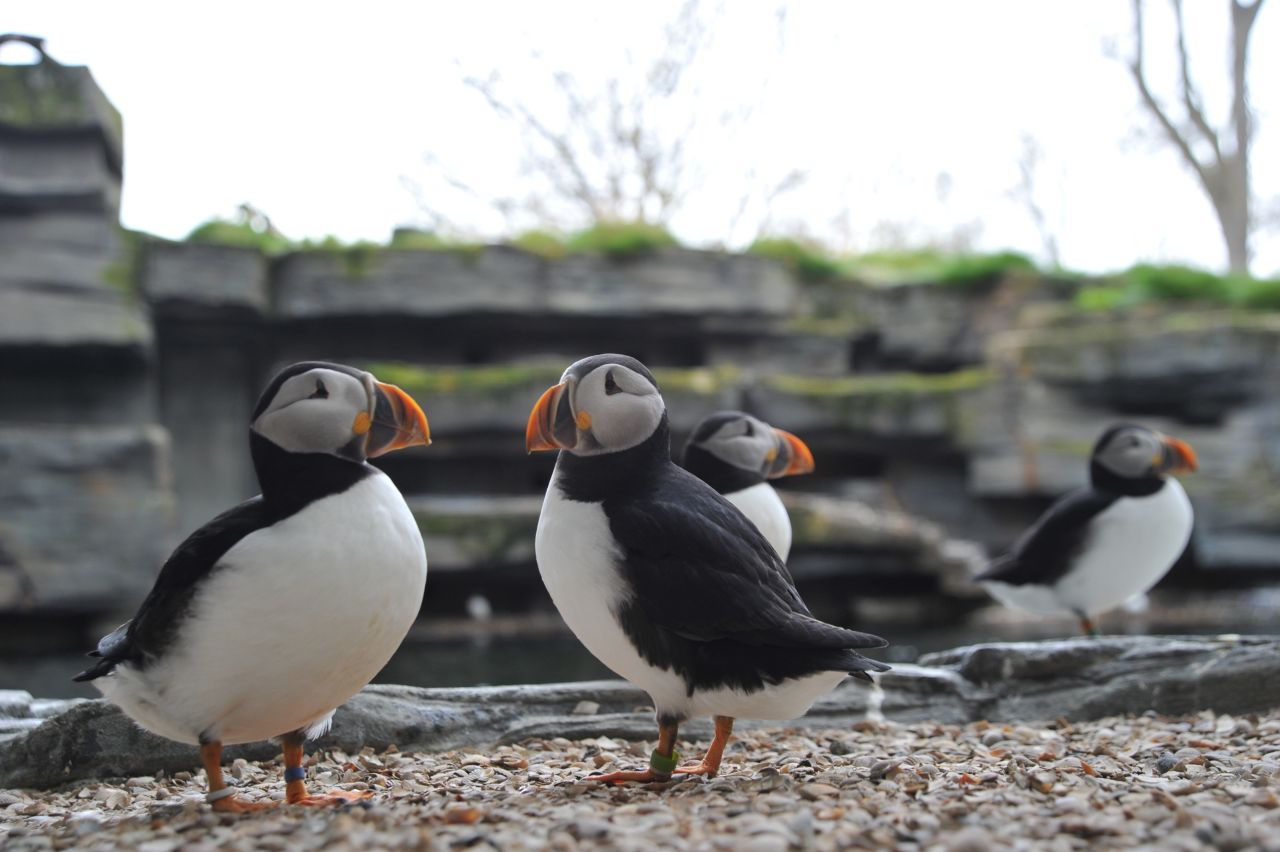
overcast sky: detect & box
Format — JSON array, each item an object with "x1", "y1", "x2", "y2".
[{"x1": 6, "y1": 1, "x2": 1278, "y2": 275}]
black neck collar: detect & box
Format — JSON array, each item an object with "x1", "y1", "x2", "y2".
[
  {"x1": 250, "y1": 431, "x2": 374, "y2": 519},
  {"x1": 1090, "y1": 461, "x2": 1166, "y2": 497},
  {"x1": 681, "y1": 444, "x2": 764, "y2": 495},
  {"x1": 554, "y1": 416, "x2": 672, "y2": 503}
]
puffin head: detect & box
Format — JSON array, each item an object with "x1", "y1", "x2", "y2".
[
  {"x1": 684, "y1": 411, "x2": 814, "y2": 481},
  {"x1": 525, "y1": 354, "x2": 664, "y2": 456},
  {"x1": 251, "y1": 361, "x2": 430, "y2": 462},
  {"x1": 1090, "y1": 423, "x2": 1197, "y2": 483}
]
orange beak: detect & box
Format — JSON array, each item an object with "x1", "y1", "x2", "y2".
[
  {"x1": 769, "y1": 428, "x2": 816, "y2": 478},
  {"x1": 367, "y1": 381, "x2": 431, "y2": 457},
  {"x1": 1161, "y1": 436, "x2": 1198, "y2": 474},
  {"x1": 526, "y1": 382, "x2": 569, "y2": 452}
]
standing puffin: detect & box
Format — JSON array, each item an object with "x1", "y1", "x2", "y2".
[
  {"x1": 681, "y1": 411, "x2": 814, "y2": 560},
  {"x1": 527, "y1": 354, "x2": 888, "y2": 783},
  {"x1": 75, "y1": 362, "x2": 430, "y2": 811},
  {"x1": 975, "y1": 423, "x2": 1197, "y2": 636}
]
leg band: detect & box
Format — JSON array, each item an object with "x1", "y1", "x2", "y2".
[
  {"x1": 205, "y1": 786, "x2": 237, "y2": 803},
  {"x1": 648, "y1": 748, "x2": 679, "y2": 779},
  {"x1": 284, "y1": 766, "x2": 307, "y2": 783}
]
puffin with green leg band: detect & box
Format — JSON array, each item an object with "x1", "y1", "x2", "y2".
[{"x1": 527, "y1": 355, "x2": 888, "y2": 783}]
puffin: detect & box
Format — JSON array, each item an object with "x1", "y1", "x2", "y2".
[
  {"x1": 527, "y1": 354, "x2": 888, "y2": 783},
  {"x1": 75, "y1": 361, "x2": 431, "y2": 812},
  {"x1": 975, "y1": 423, "x2": 1197, "y2": 636},
  {"x1": 680, "y1": 411, "x2": 814, "y2": 560}
]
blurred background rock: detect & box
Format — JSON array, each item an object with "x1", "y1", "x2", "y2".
[{"x1": 0, "y1": 3, "x2": 1277, "y2": 699}]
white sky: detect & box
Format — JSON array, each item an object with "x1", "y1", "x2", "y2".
[{"x1": 5, "y1": 0, "x2": 1278, "y2": 275}]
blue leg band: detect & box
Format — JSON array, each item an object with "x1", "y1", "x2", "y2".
[{"x1": 284, "y1": 766, "x2": 307, "y2": 782}]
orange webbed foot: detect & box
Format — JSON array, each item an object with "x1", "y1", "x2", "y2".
[
  {"x1": 586, "y1": 769, "x2": 674, "y2": 785},
  {"x1": 211, "y1": 795, "x2": 278, "y2": 814},
  {"x1": 287, "y1": 789, "x2": 374, "y2": 808},
  {"x1": 673, "y1": 761, "x2": 720, "y2": 778}
]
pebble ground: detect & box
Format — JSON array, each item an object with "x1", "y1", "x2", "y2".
[{"x1": 2, "y1": 711, "x2": 1279, "y2": 850}]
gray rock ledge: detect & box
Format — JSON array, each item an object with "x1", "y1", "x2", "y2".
[{"x1": 1, "y1": 634, "x2": 1275, "y2": 790}]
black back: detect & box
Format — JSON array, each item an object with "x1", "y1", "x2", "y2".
[
  {"x1": 75, "y1": 432, "x2": 373, "y2": 681},
  {"x1": 555, "y1": 416, "x2": 888, "y2": 695},
  {"x1": 974, "y1": 488, "x2": 1122, "y2": 587}
]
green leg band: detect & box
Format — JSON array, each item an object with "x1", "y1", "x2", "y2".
[{"x1": 649, "y1": 748, "x2": 679, "y2": 779}]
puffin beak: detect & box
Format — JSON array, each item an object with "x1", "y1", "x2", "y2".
[
  {"x1": 367, "y1": 382, "x2": 431, "y2": 457},
  {"x1": 1160, "y1": 435, "x2": 1198, "y2": 474},
  {"x1": 768, "y1": 428, "x2": 815, "y2": 478},
  {"x1": 526, "y1": 382, "x2": 579, "y2": 452}
]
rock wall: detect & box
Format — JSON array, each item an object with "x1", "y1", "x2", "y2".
[
  {"x1": 3, "y1": 45, "x2": 1277, "y2": 625},
  {"x1": 0, "y1": 43, "x2": 173, "y2": 613}
]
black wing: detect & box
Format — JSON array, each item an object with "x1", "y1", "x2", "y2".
[
  {"x1": 975, "y1": 488, "x2": 1119, "y2": 587},
  {"x1": 604, "y1": 466, "x2": 887, "y2": 691},
  {"x1": 74, "y1": 497, "x2": 272, "y2": 681}
]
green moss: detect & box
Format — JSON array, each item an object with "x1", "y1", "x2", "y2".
[
  {"x1": 933, "y1": 251, "x2": 1036, "y2": 290},
  {"x1": 413, "y1": 509, "x2": 538, "y2": 563},
  {"x1": 100, "y1": 228, "x2": 144, "y2": 295},
  {"x1": 388, "y1": 229, "x2": 486, "y2": 260},
  {"x1": 764, "y1": 368, "x2": 990, "y2": 398},
  {"x1": 365, "y1": 362, "x2": 564, "y2": 397},
  {"x1": 187, "y1": 218, "x2": 294, "y2": 255},
  {"x1": 748, "y1": 237, "x2": 845, "y2": 283},
  {"x1": 1127, "y1": 264, "x2": 1230, "y2": 302},
  {"x1": 367, "y1": 361, "x2": 742, "y2": 399},
  {"x1": 847, "y1": 249, "x2": 1037, "y2": 289},
  {"x1": 1071, "y1": 264, "x2": 1280, "y2": 313},
  {"x1": 510, "y1": 229, "x2": 568, "y2": 260},
  {"x1": 652, "y1": 365, "x2": 739, "y2": 394},
  {"x1": 564, "y1": 222, "x2": 678, "y2": 260},
  {"x1": 0, "y1": 62, "x2": 95, "y2": 127}
]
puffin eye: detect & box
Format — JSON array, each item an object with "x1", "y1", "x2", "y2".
[
  {"x1": 604, "y1": 371, "x2": 620, "y2": 395},
  {"x1": 309, "y1": 379, "x2": 329, "y2": 400}
]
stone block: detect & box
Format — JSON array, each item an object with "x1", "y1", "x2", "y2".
[
  {"x1": 142, "y1": 240, "x2": 269, "y2": 313},
  {"x1": 0, "y1": 425, "x2": 174, "y2": 611},
  {"x1": 0, "y1": 286, "x2": 151, "y2": 351},
  {"x1": 275, "y1": 246, "x2": 543, "y2": 318}
]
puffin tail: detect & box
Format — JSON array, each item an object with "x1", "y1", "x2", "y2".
[
  {"x1": 840, "y1": 651, "x2": 891, "y2": 682},
  {"x1": 72, "y1": 655, "x2": 117, "y2": 682}
]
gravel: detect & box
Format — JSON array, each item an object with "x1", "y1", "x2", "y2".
[{"x1": 2, "y1": 710, "x2": 1279, "y2": 850}]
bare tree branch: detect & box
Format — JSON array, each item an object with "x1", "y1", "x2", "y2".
[
  {"x1": 1171, "y1": 0, "x2": 1222, "y2": 160},
  {"x1": 1128, "y1": 0, "x2": 1214, "y2": 190}
]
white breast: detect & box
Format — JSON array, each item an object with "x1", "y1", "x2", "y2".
[
  {"x1": 536, "y1": 471, "x2": 852, "y2": 722},
  {"x1": 984, "y1": 479, "x2": 1194, "y2": 618},
  {"x1": 535, "y1": 472, "x2": 691, "y2": 716},
  {"x1": 725, "y1": 482, "x2": 792, "y2": 560},
  {"x1": 100, "y1": 472, "x2": 427, "y2": 745}
]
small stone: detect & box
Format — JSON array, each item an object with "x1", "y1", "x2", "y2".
[
  {"x1": 869, "y1": 759, "x2": 900, "y2": 781},
  {"x1": 444, "y1": 805, "x2": 484, "y2": 825},
  {"x1": 799, "y1": 782, "x2": 839, "y2": 801},
  {"x1": 568, "y1": 818, "x2": 610, "y2": 840},
  {"x1": 1156, "y1": 753, "x2": 1181, "y2": 774}
]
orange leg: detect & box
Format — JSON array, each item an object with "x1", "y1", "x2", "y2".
[
  {"x1": 282, "y1": 732, "x2": 373, "y2": 807},
  {"x1": 201, "y1": 741, "x2": 276, "y2": 813},
  {"x1": 589, "y1": 718, "x2": 681, "y2": 784},
  {"x1": 674, "y1": 716, "x2": 734, "y2": 778}
]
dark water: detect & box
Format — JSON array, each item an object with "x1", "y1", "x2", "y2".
[{"x1": 7, "y1": 619, "x2": 1264, "y2": 701}]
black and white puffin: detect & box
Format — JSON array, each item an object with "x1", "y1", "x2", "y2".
[
  {"x1": 75, "y1": 361, "x2": 431, "y2": 812},
  {"x1": 527, "y1": 354, "x2": 888, "y2": 783},
  {"x1": 681, "y1": 411, "x2": 814, "y2": 560},
  {"x1": 975, "y1": 423, "x2": 1197, "y2": 636}
]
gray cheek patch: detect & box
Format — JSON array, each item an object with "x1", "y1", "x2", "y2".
[{"x1": 704, "y1": 432, "x2": 771, "y2": 472}]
